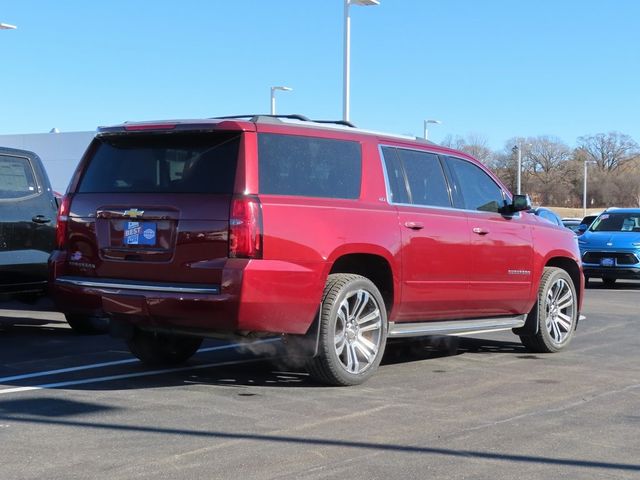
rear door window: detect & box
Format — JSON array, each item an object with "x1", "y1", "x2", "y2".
[
  {"x1": 77, "y1": 133, "x2": 240, "y2": 194},
  {"x1": 0, "y1": 155, "x2": 37, "y2": 199},
  {"x1": 381, "y1": 147, "x2": 451, "y2": 207},
  {"x1": 258, "y1": 133, "x2": 361, "y2": 199},
  {"x1": 446, "y1": 156, "x2": 505, "y2": 213}
]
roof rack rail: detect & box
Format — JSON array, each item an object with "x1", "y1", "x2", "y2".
[
  {"x1": 213, "y1": 114, "x2": 311, "y2": 122},
  {"x1": 312, "y1": 119, "x2": 357, "y2": 128},
  {"x1": 212, "y1": 114, "x2": 357, "y2": 128}
]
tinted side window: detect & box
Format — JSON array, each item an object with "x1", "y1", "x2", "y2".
[
  {"x1": 258, "y1": 133, "x2": 361, "y2": 199},
  {"x1": 397, "y1": 149, "x2": 451, "y2": 207},
  {"x1": 538, "y1": 210, "x2": 560, "y2": 225},
  {"x1": 0, "y1": 155, "x2": 37, "y2": 199},
  {"x1": 447, "y1": 156, "x2": 505, "y2": 213},
  {"x1": 78, "y1": 133, "x2": 240, "y2": 194},
  {"x1": 381, "y1": 147, "x2": 409, "y2": 204}
]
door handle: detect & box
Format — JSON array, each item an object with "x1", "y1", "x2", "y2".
[
  {"x1": 472, "y1": 227, "x2": 489, "y2": 235},
  {"x1": 404, "y1": 221, "x2": 424, "y2": 230},
  {"x1": 32, "y1": 215, "x2": 52, "y2": 224}
]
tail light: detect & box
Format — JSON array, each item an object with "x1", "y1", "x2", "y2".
[
  {"x1": 56, "y1": 195, "x2": 71, "y2": 249},
  {"x1": 229, "y1": 195, "x2": 263, "y2": 259}
]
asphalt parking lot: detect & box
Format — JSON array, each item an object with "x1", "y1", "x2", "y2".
[{"x1": 1, "y1": 280, "x2": 639, "y2": 480}]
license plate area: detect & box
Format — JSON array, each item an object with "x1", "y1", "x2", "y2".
[
  {"x1": 600, "y1": 257, "x2": 615, "y2": 267},
  {"x1": 124, "y1": 222, "x2": 157, "y2": 246}
]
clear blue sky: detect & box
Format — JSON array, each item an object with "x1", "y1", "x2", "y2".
[{"x1": 1, "y1": 0, "x2": 639, "y2": 150}]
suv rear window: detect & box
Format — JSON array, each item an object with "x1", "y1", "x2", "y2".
[
  {"x1": 258, "y1": 133, "x2": 361, "y2": 199},
  {"x1": 77, "y1": 133, "x2": 240, "y2": 194},
  {"x1": 0, "y1": 154, "x2": 37, "y2": 199}
]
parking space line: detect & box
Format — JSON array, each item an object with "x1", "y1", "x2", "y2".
[
  {"x1": 0, "y1": 357, "x2": 269, "y2": 395},
  {"x1": 0, "y1": 338, "x2": 279, "y2": 383}
]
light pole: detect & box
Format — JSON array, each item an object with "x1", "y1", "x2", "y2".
[
  {"x1": 423, "y1": 119, "x2": 441, "y2": 140},
  {"x1": 583, "y1": 160, "x2": 596, "y2": 217},
  {"x1": 343, "y1": 0, "x2": 379, "y2": 122},
  {"x1": 513, "y1": 145, "x2": 522, "y2": 195},
  {"x1": 0, "y1": 23, "x2": 17, "y2": 30},
  {"x1": 512, "y1": 141, "x2": 532, "y2": 195},
  {"x1": 270, "y1": 86, "x2": 292, "y2": 115}
]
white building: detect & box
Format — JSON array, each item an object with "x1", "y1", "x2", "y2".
[{"x1": 0, "y1": 131, "x2": 95, "y2": 193}]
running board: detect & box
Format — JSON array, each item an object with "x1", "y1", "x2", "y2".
[{"x1": 388, "y1": 315, "x2": 527, "y2": 338}]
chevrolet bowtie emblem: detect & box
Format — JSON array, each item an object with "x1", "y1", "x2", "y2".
[{"x1": 123, "y1": 208, "x2": 144, "y2": 219}]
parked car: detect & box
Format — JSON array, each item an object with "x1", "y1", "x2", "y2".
[
  {"x1": 578, "y1": 208, "x2": 640, "y2": 287},
  {"x1": 529, "y1": 207, "x2": 563, "y2": 227},
  {"x1": 562, "y1": 218, "x2": 582, "y2": 233},
  {"x1": 0, "y1": 147, "x2": 58, "y2": 300},
  {"x1": 49, "y1": 115, "x2": 584, "y2": 385},
  {"x1": 577, "y1": 212, "x2": 605, "y2": 235}
]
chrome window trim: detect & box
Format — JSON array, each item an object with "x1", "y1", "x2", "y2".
[{"x1": 56, "y1": 276, "x2": 220, "y2": 295}]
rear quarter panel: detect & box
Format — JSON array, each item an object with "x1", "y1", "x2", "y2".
[{"x1": 239, "y1": 133, "x2": 401, "y2": 334}]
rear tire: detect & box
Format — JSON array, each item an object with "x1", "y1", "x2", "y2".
[
  {"x1": 306, "y1": 274, "x2": 387, "y2": 386},
  {"x1": 602, "y1": 277, "x2": 617, "y2": 288},
  {"x1": 65, "y1": 314, "x2": 109, "y2": 335},
  {"x1": 519, "y1": 267, "x2": 577, "y2": 353},
  {"x1": 127, "y1": 330, "x2": 203, "y2": 365}
]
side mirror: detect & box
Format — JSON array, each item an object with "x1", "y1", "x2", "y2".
[
  {"x1": 577, "y1": 224, "x2": 587, "y2": 234},
  {"x1": 501, "y1": 194, "x2": 531, "y2": 215},
  {"x1": 511, "y1": 194, "x2": 530, "y2": 212}
]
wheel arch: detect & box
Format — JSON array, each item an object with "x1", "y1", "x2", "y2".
[
  {"x1": 544, "y1": 256, "x2": 583, "y2": 312},
  {"x1": 515, "y1": 257, "x2": 582, "y2": 337},
  {"x1": 328, "y1": 251, "x2": 396, "y2": 318}
]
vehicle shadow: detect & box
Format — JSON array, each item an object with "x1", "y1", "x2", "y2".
[{"x1": 0, "y1": 334, "x2": 530, "y2": 392}]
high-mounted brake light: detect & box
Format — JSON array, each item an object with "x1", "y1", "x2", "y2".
[
  {"x1": 229, "y1": 195, "x2": 263, "y2": 259},
  {"x1": 123, "y1": 123, "x2": 177, "y2": 131},
  {"x1": 55, "y1": 195, "x2": 71, "y2": 249}
]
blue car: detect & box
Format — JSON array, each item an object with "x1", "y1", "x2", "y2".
[{"x1": 578, "y1": 209, "x2": 640, "y2": 287}]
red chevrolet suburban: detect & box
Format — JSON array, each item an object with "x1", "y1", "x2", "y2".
[{"x1": 50, "y1": 115, "x2": 584, "y2": 385}]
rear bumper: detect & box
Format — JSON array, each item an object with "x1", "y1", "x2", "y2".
[
  {"x1": 50, "y1": 257, "x2": 323, "y2": 336},
  {"x1": 0, "y1": 259, "x2": 48, "y2": 295}
]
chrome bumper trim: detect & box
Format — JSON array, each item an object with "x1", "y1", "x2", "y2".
[{"x1": 55, "y1": 276, "x2": 220, "y2": 295}]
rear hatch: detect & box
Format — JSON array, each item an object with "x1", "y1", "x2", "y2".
[{"x1": 64, "y1": 131, "x2": 241, "y2": 285}]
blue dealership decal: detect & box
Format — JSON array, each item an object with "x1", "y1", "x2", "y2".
[{"x1": 124, "y1": 221, "x2": 157, "y2": 245}]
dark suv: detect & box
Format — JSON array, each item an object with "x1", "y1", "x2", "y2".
[
  {"x1": 50, "y1": 115, "x2": 584, "y2": 385},
  {"x1": 0, "y1": 147, "x2": 58, "y2": 299}
]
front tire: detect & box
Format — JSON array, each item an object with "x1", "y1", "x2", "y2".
[
  {"x1": 519, "y1": 267, "x2": 577, "y2": 353},
  {"x1": 306, "y1": 274, "x2": 387, "y2": 386},
  {"x1": 127, "y1": 330, "x2": 203, "y2": 365}
]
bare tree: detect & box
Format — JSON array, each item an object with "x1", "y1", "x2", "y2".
[
  {"x1": 440, "y1": 133, "x2": 493, "y2": 166},
  {"x1": 576, "y1": 132, "x2": 639, "y2": 171},
  {"x1": 521, "y1": 136, "x2": 573, "y2": 205}
]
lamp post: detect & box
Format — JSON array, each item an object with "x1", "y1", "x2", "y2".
[
  {"x1": 343, "y1": 0, "x2": 379, "y2": 122},
  {"x1": 423, "y1": 119, "x2": 441, "y2": 140},
  {"x1": 270, "y1": 86, "x2": 292, "y2": 115},
  {"x1": 512, "y1": 141, "x2": 532, "y2": 195},
  {"x1": 583, "y1": 160, "x2": 596, "y2": 217},
  {"x1": 513, "y1": 145, "x2": 522, "y2": 195},
  {"x1": 0, "y1": 23, "x2": 17, "y2": 30}
]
